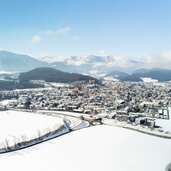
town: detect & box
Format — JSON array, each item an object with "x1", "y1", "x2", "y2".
[{"x1": 0, "y1": 80, "x2": 171, "y2": 133}]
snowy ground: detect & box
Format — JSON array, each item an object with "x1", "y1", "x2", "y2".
[
  {"x1": 141, "y1": 77, "x2": 158, "y2": 83},
  {"x1": 156, "y1": 118, "x2": 171, "y2": 133},
  {"x1": 0, "y1": 110, "x2": 64, "y2": 147},
  {"x1": 0, "y1": 125, "x2": 170, "y2": 171},
  {"x1": 103, "y1": 76, "x2": 119, "y2": 82},
  {"x1": 0, "y1": 99, "x2": 17, "y2": 106},
  {"x1": 49, "y1": 82, "x2": 69, "y2": 87},
  {"x1": 37, "y1": 110, "x2": 89, "y2": 129},
  {"x1": 155, "y1": 107, "x2": 171, "y2": 133},
  {"x1": 156, "y1": 117, "x2": 171, "y2": 133}
]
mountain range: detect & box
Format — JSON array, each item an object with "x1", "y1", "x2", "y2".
[
  {"x1": 1, "y1": 51, "x2": 171, "y2": 82},
  {"x1": 0, "y1": 51, "x2": 47, "y2": 73},
  {"x1": 0, "y1": 51, "x2": 135, "y2": 74},
  {"x1": 107, "y1": 68, "x2": 171, "y2": 82}
]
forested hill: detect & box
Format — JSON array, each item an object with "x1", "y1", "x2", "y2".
[{"x1": 19, "y1": 67, "x2": 100, "y2": 83}]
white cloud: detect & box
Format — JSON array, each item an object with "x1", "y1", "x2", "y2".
[
  {"x1": 112, "y1": 56, "x2": 133, "y2": 68},
  {"x1": 32, "y1": 35, "x2": 41, "y2": 44},
  {"x1": 103, "y1": 50, "x2": 171, "y2": 69},
  {"x1": 43, "y1": 27, "x2": 71, "y2": 36},
  {"x1": 65, "y1": 54, "x2": 131, "y2": 68},
  {"x1": 31, "y1": 49, "x2": 171, "y2": 70},
  {"x1": 40, "y1": 54, "x2": 69, "y2": 63},
  {"x1": 141, "y1": 50, "x2": 171, "y2": 69},
  {"x1": 56, "y1": 27, "x2": 71, "y2": 35},
  {"x1": 66, "y1": 52, "x2": 91, "y2": 66},
  {"x1": 31, "y1": 26, "x2": 71, "y2": 45},
  {"x1": 31, "y1": 49, "x2": 134, "y2": 68}
]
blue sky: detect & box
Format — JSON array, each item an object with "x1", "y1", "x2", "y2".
[{"x1": 0, "y1": 0, "x2": 171, "y2": 67}]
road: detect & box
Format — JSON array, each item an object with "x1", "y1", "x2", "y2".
[{"x1": 36, "y1": 110, "x2": 90, "y2": 131}]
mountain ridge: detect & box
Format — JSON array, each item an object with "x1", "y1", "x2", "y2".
[
  {"x1": 1, "y1": 51, "x2": 171, "y2": 82},
  {"x1": 0, "y1": 51, "x2": 47, "y2": 72},
  {"x1": 108, "y1": 68, "x2": 171, "y2": 82},
  {"x1": 19, "y1": 67, "x2": 100, "y2": 83}
]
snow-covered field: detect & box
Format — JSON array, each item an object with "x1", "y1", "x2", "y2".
[
  {"x1": 141, "y1": 77, "x2": 158, "y2": 83},
  {"x1": 0, "y1": 110, "x2": 64, "y2": 147},
  {"x1": 103, "y1": 76, "x2": 119, "y2": 81},
  {"x1": 156, "y1": 117, "x2": 171, "y2": 133},
  {"x1": 0, "y1": 125, "x2": 170, "y2": 171},
  {"x1": 155, "y1": 107, "x2": 171, "y2": 133},
  {"x1": 49, "y1": 82, "x2": 69, "y2": 87},
  {"x1": 0, "y1": 99, "x2": 17, "y2": 106}
]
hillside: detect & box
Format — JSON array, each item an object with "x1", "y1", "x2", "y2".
[
  {"x1": 19, "y1": 67, "x2": 99, "y2": 83},
  {"x1": 0, "y1": 125, "x2": 170, "y2": 171},
  {"x1": 0, "y1": 80, "x2": 44, "y2": 90},
  {"x1": 133, "y1": 68, "x2": 166, "y2": 74},
  {"x1": 132, "y1": 68, "x2": 171, "y2": 81},
  {"x1": 106, "y1": 71, "x2": 130, "y2": 80},
  {"x1": 107, "y1": 68, "x2": 171, "y2": 82},
  {"x1": 0, "y1": 51, "x2": 47, "y2": 72}
]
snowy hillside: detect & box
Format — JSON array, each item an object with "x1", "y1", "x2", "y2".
[
  {"x1": 0, "y1": 111, "x2": 64, "y2": 147},
  {"x1": 0, "y1": 125, "x2": 170, "y2": 171}
]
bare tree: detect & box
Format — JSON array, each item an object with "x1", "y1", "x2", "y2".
[
  {"x1": 21, "y1": 135, "x2": 27, "y2": 142},
  {"x1": 4, "y1": 139, "x2": 10, "y2": 150}
]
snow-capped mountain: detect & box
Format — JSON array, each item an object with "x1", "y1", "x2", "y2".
[
  {"x1": 2, "y1": 51, "x2": 171, "y2": 82},
  {"x1": 0, "y1": 51, "x2": 140, "y2": 75},
  {"x1": 51, "y1": 55, "x2": 139, "y2": 76}
]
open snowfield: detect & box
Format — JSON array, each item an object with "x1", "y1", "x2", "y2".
[
  {"x1": 156, "y1": 117, "x2": 171, "y2": 132},
  {"x1": 156, "y1": 107, "x2": 171, "y2": 133},
  {"x1": 0, "y1": 99, "x2": 17, "y2": 106},
  {"x1": 0, "y1": 110, "x2": 64, "y2": 146},
  {"x1": 141, "y1": 77, "x2": 158, "y2": 83},
  {"x1": 0, "y1": 125, "x2": 170, "y2": 171}
]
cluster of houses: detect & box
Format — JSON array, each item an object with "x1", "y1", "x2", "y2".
[
  {"x1": 110, "y1": 112, "x2": 156, "y2": 128},
  {"x1": 0, "y1": 81, "x2": 170, "y2": 126}
]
